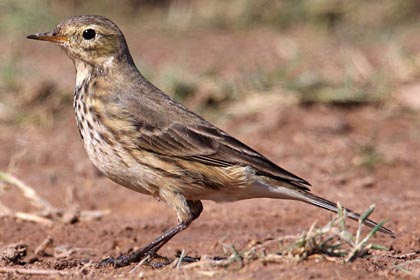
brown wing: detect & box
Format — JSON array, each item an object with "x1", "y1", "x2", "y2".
[
  {"x1": 132, "y1": 117, "x2": 310, "y2": 190},
  {"x1": 121, "y1": 80, "x2": 310, "y2": 190}
]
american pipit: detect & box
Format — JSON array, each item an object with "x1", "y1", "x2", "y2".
[{"x1": 27, "y1": 15, "x2": 393, "y2": 267}]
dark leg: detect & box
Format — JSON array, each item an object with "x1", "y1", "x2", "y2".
[
  {"x1": 98, "y1": 199, "x2": 203, "y2": 268},
  {"x1": 98, "y1": 222, "x2": 188, "y2": 267}
]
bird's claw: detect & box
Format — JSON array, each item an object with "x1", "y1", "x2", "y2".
[
  {"x1": 96, "y1": 249, "x2": 157, "y2": 268},
  {"x1": 96, "y1": 257, "x2": 122, "y2": 268}
]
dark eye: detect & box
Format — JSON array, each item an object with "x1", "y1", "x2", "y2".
[{"x1": 82, "y1": 29, "x2": 96, "y2": 40}]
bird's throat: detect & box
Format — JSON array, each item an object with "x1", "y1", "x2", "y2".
[{"x1": 75, "y1": 60, "x2": 93, "y2": 89}]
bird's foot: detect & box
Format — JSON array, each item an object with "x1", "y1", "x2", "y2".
[
  {"x1": 97, "y1": 249, "x2": 200, "y2": 269},
  {"x1": 97, "y1": 222, "x2": 197, "y2": 268},
  {"x1": 97, "y1": 248, "x2": 157, "y2": 268},
  {"x1": 174, "y1": 250, "x2": 200, "y2": 263}
]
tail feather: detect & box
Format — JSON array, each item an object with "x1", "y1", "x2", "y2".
[
  {"x1": 252, "y1": 181, "x2": 394, "y2": 236},
  {"x1": 300, "y1": 191, "x2": 394, "y2": 236}
]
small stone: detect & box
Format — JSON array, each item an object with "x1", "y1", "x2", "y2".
[{"x1": 1, "y1": 242, "x2": 27, "y2": 264}]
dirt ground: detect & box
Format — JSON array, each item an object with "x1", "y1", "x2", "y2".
[{"x1": 1, "y1": 8, "x2": 420, "y2": 279}]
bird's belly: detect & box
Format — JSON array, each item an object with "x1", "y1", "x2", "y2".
[
  {"x1": 76, "y1": 113, "x2": 258, "y2": 201},
  {"x1": 83, "y1": 137, "x2": 156, "y2": 195},
  {"x1": 82, "y1": 134, "x2": 253, "y2": 201},
  {"x1": 75, "y1": 120, "x2": 154, "y2": 196}
]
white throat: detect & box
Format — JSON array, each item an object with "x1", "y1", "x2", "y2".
[
  {"x1": 75, "y1": 60, "x2": 93, "y2": 87},
  {"x1": 103, "y1": 56, "x2": 115, "y2": 68}
]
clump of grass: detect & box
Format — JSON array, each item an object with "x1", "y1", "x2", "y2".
[
  {"x1": 393, "y1": 259, "x2": 420, "y2": 277},
  {"x1": 353, "y1": 135, "x2": 384, "y2": 170},
  {"x1": 181, "y1": 204, "x2": 389, "y2": 271},
  {"x1": 275, "y1": 203, "x2": 388, "y2": 263}
]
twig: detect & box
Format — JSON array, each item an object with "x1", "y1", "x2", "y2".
[
  {"x1": 0, "y1": 171, "x2": 109, "y2": 225},
  {"x1": 260, "y1": 253, "x2": 284, "y2": 264},
  {"x1": 80, "y1": 209, "x2": 111, "y2": 221},
  {"x1": 14, "y1": 212, "x2": 54, "y2": 226},
  {"x1": 0, "y1": 201, "x2": 12, "y2": 216},
  {"x1": 54, "y1": 246, "x2": 95, "y2": 259},
  {"x1": 0, "y1": 267, "x2": 73, "y2": 276},
  {"x1": 0, "y1": 171, "x2": 55, "y2": 213},
  {"x1": 6, "y1": 150, "x2": 26, "y2": 174},
  {"x1": 195, "y1": 270, "x2": 218, "y2": 277},
  {"x1": 389, "y1": 252, "x2": 418, "y2": 260},
  {"x1": 35, "y1": 235, "x2": 53, "y2": 256},
  {"x1": 176, "y1": 249, "x2": 186, "y2": 268},
  {"x1": 129, "y1": 254, "x2": 151, "y2": 274}
]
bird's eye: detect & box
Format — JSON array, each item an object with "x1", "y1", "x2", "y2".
[{"x1": 82, "y1": 29, "x2": 96, "y2": 40}]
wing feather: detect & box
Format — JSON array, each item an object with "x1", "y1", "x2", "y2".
[
  {"x1": 133, "y1": 120, "x2": 310, "y2": 189},
  {"x1": 120, "y1": 82, "x2": 310, "y2": 190}
]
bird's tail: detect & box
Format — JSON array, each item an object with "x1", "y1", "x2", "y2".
[
  {"x1": 296, "y1": 190, "x2": 394, "y2": 236},
  {"x1": 251, "y1": 181, "x2": 394, "y2": 236}
]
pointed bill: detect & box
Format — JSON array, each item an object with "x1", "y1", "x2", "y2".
[{"x1": 27, "y1": 32, "x2": 68, "y2": 43}]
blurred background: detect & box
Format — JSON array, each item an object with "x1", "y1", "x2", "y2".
[
  {"x1": 1, "y1": 0, "x2": 420, "y2": 220},
  {"x1": 0, "y1": 1, "x2": 419, "y2": 277},
  {"x1": 1, "y1": 0, "x2": 420, "y2": 125}
]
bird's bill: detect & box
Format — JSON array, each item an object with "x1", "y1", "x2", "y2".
[{"x1": 26, "y1": 32, "x2": 68, "y2": 43}]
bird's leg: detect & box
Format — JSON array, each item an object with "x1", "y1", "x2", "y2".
[
  {"x1": 98, "y1": 222, "x2": 188, "y2": 267},
  {"x1": 98, "y1": 196, "x2": 203, "y2": 268}
]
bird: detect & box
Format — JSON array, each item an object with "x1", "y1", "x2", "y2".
[{"x1": 27, "y1": 15, "x2": 393, "y2": 267}]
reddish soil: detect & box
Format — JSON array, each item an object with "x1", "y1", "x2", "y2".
[{"x1": 1, "y1": 26, "x2": 419, "y2": 279}]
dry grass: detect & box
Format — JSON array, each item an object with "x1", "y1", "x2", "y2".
[
  {"x1": 393, "y1": 259, "x2": 420, "y2": 277},
  {"x1": 167, "y1": 203, "x2": 390, "y2": 272},
  {"x1": 0, "y1": 170, "x2": 390, "y2": 273},
  {"x1": 0, "y1": 170, "x2": 110, "y2": 226}
]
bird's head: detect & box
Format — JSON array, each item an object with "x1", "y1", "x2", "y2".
[{"x1": 27, "y1": 15, "x2": 133, "y2": 67}]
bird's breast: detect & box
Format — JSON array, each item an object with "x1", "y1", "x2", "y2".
[{"x1": 72, "y1": 81, "x2": 160, "y2": 196}]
